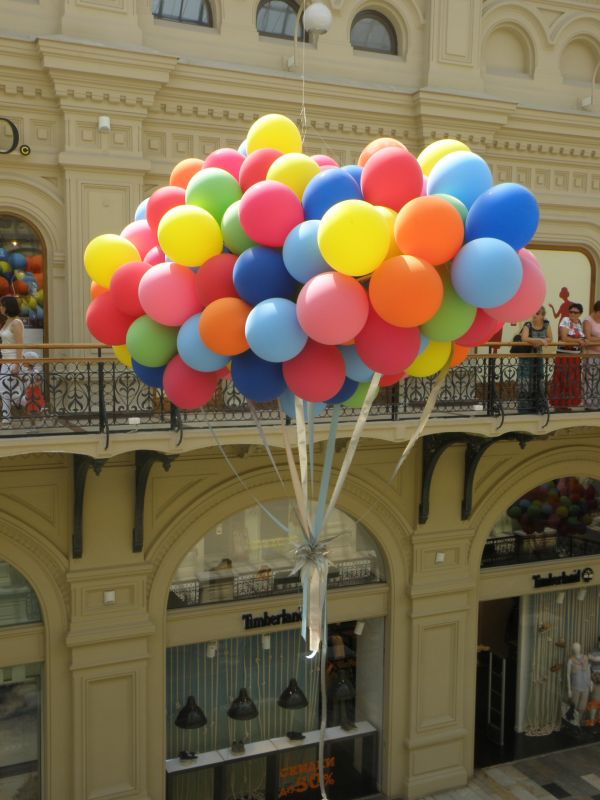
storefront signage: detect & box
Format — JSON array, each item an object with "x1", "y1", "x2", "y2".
[
  {"x1": 0, "y1": 117, "x2": 30, "y2": 156},
  {"x1": 532, "y1": 567, "x2": 594, "y2": 588},
  {"x1": 242, "y1": 608, "x2": 301, "y2": 630},
  {"x1": 279, "y1": 756, "x2": 335, "y2": 797}
]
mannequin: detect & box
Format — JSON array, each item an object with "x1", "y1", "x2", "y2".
[
  {"x1": 567, "y1": 642, "x2": 592, "y2": 723},
  {"x1": 587, "y1": 637, "x2": 600, "y2": 726}
]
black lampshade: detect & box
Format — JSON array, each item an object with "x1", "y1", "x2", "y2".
[
  {"x1": 227, "y1": 688, "x2": 259, "y2": 721},
  {"x1": 175, "y1": 696, "x2": 207, "y2": 729},
  {"x1": 331, "y1": 670, "x2": 355, "y2": 703},
  {"x1": 278, "y1": 678, "x2": 308, "y2": 710}
]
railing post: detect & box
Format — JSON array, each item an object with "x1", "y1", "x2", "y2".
[
  {"x1": 97, "y1": 347, "x2": 108, "y2": 436},
  {"x1": 486, "y1": 348, "x2": 497, "y2": 416}
]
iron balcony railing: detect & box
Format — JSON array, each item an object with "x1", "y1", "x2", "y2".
[
  {"x1": 0, "y1": 344, "x2": 598, "y2": 438},
  {"x1": 481, "y1": 531, "x2": 600, "y2": 568}
]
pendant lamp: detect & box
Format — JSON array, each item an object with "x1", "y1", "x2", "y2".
[{"x1": 278, "y1": 678, "x2": 309, "y2": 740}]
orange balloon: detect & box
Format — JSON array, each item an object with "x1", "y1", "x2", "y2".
[
  {"x1": 28, "y1": 254, "x2": 44, "y2": 272},
  {"x1": 450, "y1": 343, "x2": 471, "y2": 367},
  {"x1": 394, "y1": 196, "x2": 464, "y2": 266},
  {"x1": 0, "y1": 276, "x2": 9, "y2": 296},
  {"x1": 169, "y1": 158, "x2": 204, "y2": 190},
  {"x1": 35, "y1": 273, "x2": 44, "y2": 289},
  {"x1": 358, "y1": 138, "x2": 407, "y2": 167},
  {"x1": 90, "y1": 281, "x2": 108, "y2": 300},
  {"x1": 369, "y1": 255, "x2": 443, "y2": 328},
  {"x1": 199, "y1": 297, "x2": 252, "y2": 356},
  {"x1": 13, "y1": 279, "x2": 29, "y2": 295}
]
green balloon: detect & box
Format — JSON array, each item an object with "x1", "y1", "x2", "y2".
[
  {"x1": 420, "y1": 269, "x2": 476, "y2": 341},
  {"x1": 436, "y1": 193, "x2": 468, "y2": 223},
  {"x1": 343, "y1": 381, "x2": 370, "y2": 409},
  {"x1": 126, "y1": 315, "x2": 178, "y2": 367},
  {"x1": 185, "y1": 167, "x2": 242, "y2": 224},
  {"x1": 221, "y1": 201, "x2": 257, "y2": 254}
]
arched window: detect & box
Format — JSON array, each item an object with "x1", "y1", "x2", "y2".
[
  {"x1": 0, "y1": 215, "x2": 45, "y2": 340},
  {"x1": 168, "y1": 499, "x2": 385, "y2": 608},
  {"x1": 0, "y1": 559, "x2": 42, "y2": 627},
  {"x1": 152, "y1": 0, "x2": 213, "y2": 26},
  {"x1": 351, "y1": 10, "x2": 398, "y2": 55},
  {"x1": 257, "y1": 0, "x2": 305, "y2": 41},
  {"x1": 484, "y1": 25, "x2": 534, "y2": 78}
]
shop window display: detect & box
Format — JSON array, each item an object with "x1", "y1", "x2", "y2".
[
  {"x1": 168, "y1": 501, "x2": 385, "y2": 608},
  {"x1": 0, "y1": 663, "x2": 42, "y2": 800},
  {"x1": 0, "y1": 215, "x2": 45, "y2": 341}
]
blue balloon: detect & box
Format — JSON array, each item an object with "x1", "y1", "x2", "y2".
[
  {"x1": 7, "y1": 252, "x2": 27, "y2": 271},
  {"x1": 341, "y1": 165, "x2": 363, "y2": 185},
  {"x1": 340, "y1": 346, "x2": 374, "y2": 383},
  {"x1": 0, "y1": 248, "x2": 7, "y2": 260},
  {"x1": 238, "y1": 139, "x2": 248, "y2": 156},
  {"x1": 245, "y1": 298, "x2": 307, "y2": 362},
  {"x1": 302, "y1": 168, "x2": 363, "y2": 220},
  {"x1": 465, "y1": 183, "x2": 540, "y2": 250},
  {"x1": 134, "y1": 198, "x2": 149, "y2": 221},
  {"x1": 327, "y1": 377, "x2": 358, "y2": 405},
  {"x1": 231, "y1": 351, "x2": 286, "y2": 402},
  {"x1": 279, "y1": 388, "x2": 326, "y2": 419},
  {"x1": 427, "y1": 151, "x2": 493, "y2": 209},
  {"x1": 233, "y1": 247, "x2": 298, "y2": 305},
  {"x1": 418, "y1": 334, "x2": 429, "y2": 355},
  {"x1": 177, "y1": 313, "x2": 229, "y2": 372},
  {"x1": 282, "y1": 221, "x2": 331, "y2": 283},
  {"x1": 132, "y1": 359, "x2": 165, "y2": 389},
  {"x1": 451, "y1": 238, "x2": 523, "y2": 308}
]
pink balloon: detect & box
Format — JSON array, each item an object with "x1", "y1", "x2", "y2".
[
  {"x1": 361, "y1": 147, "x2": 423, "y2": 211},
  {"x1": 146, "y1": 186, "x2": 186, "y2": 233},
  {"x1": 455, "y1": 308, "x2": 503, "y2": 346},
  {"x1": 239, "y1": 181, "x2": 304, "y2": 248},
  {"x1": 203, "y1": 148, "x2": 246, "y2": 180},
  {"x1": 312, "y1": 154, "x2": 339, "y2": 167},
  {"x1": 163, "y1": 355, "x2": 219, "y2": 409},
  {"x1": 421, "y1": 175, "x2": 428, "y2": 196},
  {"x1": 282, "y1": 340, "x2": 346, "y2": 402},
  {"x1": 239, "y1": 148, "x2": 282, "y2": 191},
  {"x1": 145, "y1": 246, "x2": 167, "y2": 265},
  {"x1": 485, "y1": 249, "x2": 547, "y2": 322},
  {"x1": 86, "y1": 292, "x2": 136, "y2": 346},
  {"x1": 195, "y1": 253, "x2": 239, "y2": 306},
  {"x1": 121, "y1": 220, "x2": 159, "y2": 259},
  {"x1": 138, "y1": 262, "x2": 202, "y2": 326},
  {"x1": 355, "y1": 307, "x2": 420, "y2": 373},
  {"x1": 297, "y1": 273, "x2": 369, "y2": 345},
  {"x1": 110, "y1": 260, "x2": 152, "y2": 317}
]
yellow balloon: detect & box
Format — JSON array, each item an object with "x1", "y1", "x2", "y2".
[
  {"x1": 405, "y1": 340, "x2": 452, "y2": 377},
  {"x1": 84, "y1": 234, "x2": 140, "y2": 288},
  {"x1": 246, "y1": 114, "x2": 303, "y2": 155},
  {"x1": 157, "y1": 205, "x2": 223, "y2": 267},
  {"x1": 113, "y1": 344, "x2": 133, "y2": 367},
  {"x1": 266, "y1": 153, "x2": 320, "y2": 199},
  {"x1": 418, "y1": 139, "x2": 471, "y2": 177},
  {"x1": 318, "y1": 200, "x2": 390, "y2": 277},
  {"x1": 375, "y1": 206, "x2": 401, "y2": 259}
]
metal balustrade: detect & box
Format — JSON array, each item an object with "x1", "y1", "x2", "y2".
[
  {"x1": 481, "y1": 532, "x2": 600, "y2": 568},
  {"x1": 0, "y1": 345, "x2": 598, "y2": 437}
]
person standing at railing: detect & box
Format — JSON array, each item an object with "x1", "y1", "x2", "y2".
[
  {"x1": 517, "y1": 307, "x2": 552, "y2": 414},
  {"x1": 549, "y1": 303, "x2": 585, "y2": 412},
  {"x1": 0, "y1": 296, "x2": 24, "y2": 425},
  {"x1": 582, "y1": 301, "x2": 600, "y2": 412}
]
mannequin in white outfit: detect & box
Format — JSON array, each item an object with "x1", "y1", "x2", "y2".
[
  {"x1": 0, "y1": 295, "x2": 24, "y2": 423},
  {"x1": 567, "y1": 642, "x2": 593, "y2": 721}
]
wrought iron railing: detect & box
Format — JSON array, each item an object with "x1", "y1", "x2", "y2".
[
  {"x1": 0, "y1": 345, "x2": 598, "y2": 438},
  {"x1": 481, "y1": 532, "x2": 600, "y2": 568}
]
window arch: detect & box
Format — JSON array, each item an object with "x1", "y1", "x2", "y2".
[
  {"x1": 560, "y1": 36, "x2": 600, "y2": 84},
  {"x1": 0, "y1": 559, "x2": 42, "y2": 627},
  {"x1": 484, "y1": 24, "x2": 534, "y2": 78},
  {"x1": 256, "y1": 0, "x2": 306, "y2": 41},
  {"x1": 351, "y1": 9, "x2": 398, "y2": 55},
  {"x1": 0, "y1": 214, "x2": 45, "y2": 340},
  {"x1": 152, "y1": 0, "x2": 213, "y2": 26}
]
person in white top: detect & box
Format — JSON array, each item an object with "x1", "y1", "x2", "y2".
[
  {"x1": 583, "y1": 301, "x2": 600, "y2": 411},
  {"x1": 0, "y1": 295, "x2": 25, "y2": 424}
]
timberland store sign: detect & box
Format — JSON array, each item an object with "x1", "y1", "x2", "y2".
[
  {"x1": 0, "y1": 117, "x2": 30, "y2": 155},
  {"x1": 242, "y1": 609, "x2": 302, "y2": 630},
  {"x1": 532, "y1": 567, "x2": 594, "y2": 589}
]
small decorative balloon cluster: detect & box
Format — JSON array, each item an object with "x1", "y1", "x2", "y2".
[
  {"x1": 84, "y1": 113, "x2": 546, "y2": 411},
  {"x1": 507, "y1": 478, "x2": 598, "y2": 535}
]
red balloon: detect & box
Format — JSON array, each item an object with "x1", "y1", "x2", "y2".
[
  {"x1": 138, "y1": 262, "x2": 202, "y2": 326},
  {"x1": 239, "y1": 148, "x2": 283, "y2": 191},
  {"x1": 110, "y1": 261, "x2": 152, "y2": 317},
  {"x1": 163, "y1": 355, "x2": 219, "y2": 409},
  {"x1": 355, "y1": 307, "x2": 420, "y2": 374},
  {"x1": 485, "y1": 249, "x2": 547, "y2": 322},
  {"x1": 380, "y1": 372, "x2": 406, "y2": 387},
  {"x1": 121, "y1": 220, "x2": 158, "y2": 259},
  {"x1": 195, "y1": 253, "x2": 239, "y2": 307},
  {"x1": 455, "y1": 308, "x2": 503, "y2": 347},
  {"x1": 203, "y1": 148, "x2": 246, "y2": 180},
  {"x1": 146, "y1": 186, "x2": 186, "y2": 233},
  {"x1": 239, "y1": 181, "x2": 304, "y2": 248},
  {"x1": 282, "y1": 340, "x2": 346, "y2": 402},
  {"x1": 86, "y1": 292, "x2": 136, "y2": 345},
  {"x1": 361, "y1": 147, "x2": 423, "y2": 212}
]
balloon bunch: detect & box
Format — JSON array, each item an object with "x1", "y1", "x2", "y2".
[
  {"x1": 84, "y1": 113, "x2": 546, "y2": 411},
  {"x1": 0, "y1": 249, "x2": 45, "y2": 325},
  {"x1": 508, "y1": 478, "x2": 599, "y2": 535}
]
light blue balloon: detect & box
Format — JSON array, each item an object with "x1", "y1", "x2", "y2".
[
  {"x1": 245, "y1": 298, "x2": 307, "y2": 363},
  {"x1": 279, "y1": 388, "x2": 326, "y2": 420},
  {"x1": 451, "y1": 238, "x2": 523, "y2": 308},
  {"x1": 340, "y1": 345, "x2": 374, "y2": 383},
  {"x1": 418, "y1": 334, "x2": 429, "y2": 355},
  {"x1": 427, "y1": 151, "x2": 493, "y2": 209},
  {"x1": 238, "y1": 139, "x2": 248, "y2": 156},
  {"x1": 134, "y1": 198, "x2": 149, "y2": 221},
  {"x1": 177, "y1": 313, "x2": 229, "y2": 372},
  {"x1": 282, "y1": 220, "x2": 331, "y2": 283}
]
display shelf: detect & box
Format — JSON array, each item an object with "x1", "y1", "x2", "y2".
[{"x1": 166, "y1": 749, "x2": 223, "y2": 774}]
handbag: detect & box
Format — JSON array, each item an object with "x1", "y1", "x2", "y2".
[{"x1": 510, "y1": 334, "x2": 533, "y2": 354}]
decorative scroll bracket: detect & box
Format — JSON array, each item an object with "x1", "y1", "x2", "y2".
[
  {"x1": 73, "y1": 454, "x2": 106, "y2": 558},
  {"x1": 419, "y1": 433, "x2": 469, "y2": 524},
  {"x1": 133, "y1": 450, "x2": 176, "y2": 553}
]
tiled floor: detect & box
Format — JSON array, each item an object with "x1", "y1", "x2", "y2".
[{"x1": 424, "y1": 742, "x2": 600, "y2": 800}]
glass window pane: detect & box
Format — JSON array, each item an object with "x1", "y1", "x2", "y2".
[
  {"x1": 153, "y1": 0, "x2": 211, "y2": 24},
  {"x1": 0, "y1": 561, "x2": 41, "y2": 628},
  {"x1": 0, "y1": 662, "x2": 42, "y2": 799},
  {"x1": 351, "y1": 14, "x2": 396, "y2": 54},
  {"x1": 257, "y1": 0, "x2": 298, "y2": 39},
  {"x1": 0, "y1": 215, "x2": 45, "y2": 340}
]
